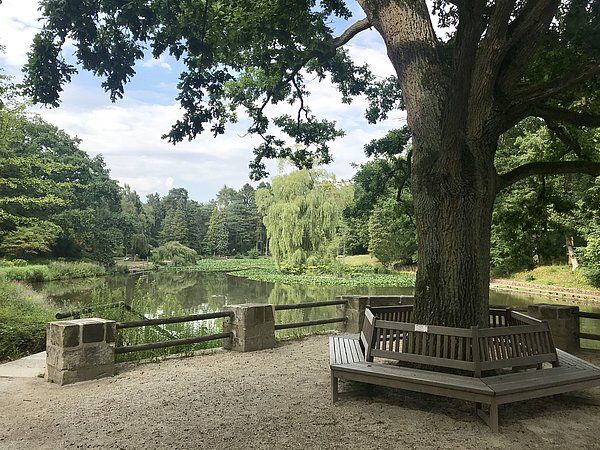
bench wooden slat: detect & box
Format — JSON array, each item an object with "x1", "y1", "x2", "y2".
[
  {"x1": 557, "y1": 349, "x2": 599, "y2": 371},
  {"x1": 479, "y1": 353, "x2": 558, "y2": 371},
  {"x1": 484, "y1": 368, "x2": 600, "y2": 395},
  {"x1": 478, "y1": 323, "x2": 548, "y2": 337},
  {"x1": 370, "y1": 348, "x2": 475, "y2": 371},
  {"x1": 376, "y1": 320, "x2": 473, "y2": 337},
  {"x1": 329, "y1": 336, "x2": 336, "y2": 365},
  {"x1": 333, "y1": 362, "x2": 494, "y2": 395}
]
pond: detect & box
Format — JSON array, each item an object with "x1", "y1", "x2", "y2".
[{"x1": 31, "y1": 271, "x2": 600, "y2": 346}]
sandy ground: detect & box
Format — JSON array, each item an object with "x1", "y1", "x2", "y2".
[{"x1": 1, "y1": 336, "x2": 600, "y2": 449}]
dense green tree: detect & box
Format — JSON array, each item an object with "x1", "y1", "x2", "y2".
[
  {"x1": 343, "y1": 128, "x2": 413, "y2": 255},
  {"x1": 215, "y1": 184, "x2": 262, "y2": 255},
  {"x1": 0, "y1": 222, "x2": 61, "y2": 258},
  {"x1": 256, "y1": 169, "x2": 353, "y2": 268},
  {"x1": 492, "y1": 120, "x2": 600, "y2": 275},
  {"x1": 131, "y1": 233, "x2": 150, "y2": 259},
  {"x1": 120, "y1": 185, "x2": 151, "y2": 257},
  {"x1": 159, "y1": 207, "x2": 189, "y2": 245},
  {"x1": 203, "y1": 207, "x2": 228, "y2": 256},
  {"x1": 151, "y1": 241, "x2": 198, "y2": 266},
  {"x1": 144, "y1": 193, "x2": 163, "y2": 247},
  {"x1": 24, "y1": 1, "x2": 600, "y2": 326},
  {"x1": 368, "y1": 195, "x2": 417, "y2": 267}
]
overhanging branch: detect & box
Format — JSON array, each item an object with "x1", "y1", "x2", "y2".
[
  {"x1": 332, "y1": 18, "x2": 371, "y2": 48},
  {"x1": 533, "y1": 106, "x2": 600, "y2": 127},
  {"x1": 515, "y1": 61, "x2": 600, "y2": 104},
  {"x1": 498, "y1": 160, "x2": 600, "y2": 191}
]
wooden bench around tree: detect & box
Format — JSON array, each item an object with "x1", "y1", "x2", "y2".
[{"x1": 329, "y1": 306, "x2": 600, "y2": 432}]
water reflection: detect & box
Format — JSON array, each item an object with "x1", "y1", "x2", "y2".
[{"x1": 31, "y1": 271, "x2": 600, "y2": 342}]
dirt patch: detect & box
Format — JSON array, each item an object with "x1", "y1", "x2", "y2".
[{"x1": 1, "y1": 336, "x2": 600, "y2": 449}]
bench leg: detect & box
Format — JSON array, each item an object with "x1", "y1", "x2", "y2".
[
  {"x1": 489, "y1": 403, "x2": 499, "y2": 433},
  {"x1": 475, "y1": 402, "x2": 499, "y2": 433},
  {"x1": 331, "y1": 373, "x2": 339, "y2": 404}
]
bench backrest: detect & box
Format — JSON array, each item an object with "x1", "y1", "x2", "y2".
[{"x1": 363, "y1": 306, "x2": 559, "y2": 376}]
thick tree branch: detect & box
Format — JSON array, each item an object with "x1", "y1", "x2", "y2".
[
  {"x1": 331, "y1": 18, "x2": 371, "y2": 48},
  {"x1": 498, "y1": 160, "x2": 600, "y2": 191},
  {"x1": 533, "y1": 106, "x2": 600, "y2": 128},
  {"x1": 515, "y1": 61, "x2": 600, "y2": 104},
  {"x1": 497, "y1": 0, "x2": 561, "y2": 94},
  {"x1": 545, "y1": 120, "x2": 585, "y2": 159}
]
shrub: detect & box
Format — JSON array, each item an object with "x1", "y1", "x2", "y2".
[
  {"x1": 246, "y1": 248, "x2": 260, "y2": 259},
  {"x1": 0, "y1": 261, "x2": 106, "y2": 282},
  {"x1": 0, "y1": 280, "x2": 55, "y2": 361},
  {"x1": 151, "y1": 241, "x2": 198, "y2": 267},
  {"x1": 583, "y1": 267, "x2": 600, "y2": 288}
]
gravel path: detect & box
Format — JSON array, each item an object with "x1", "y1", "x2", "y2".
[{"x1": 1, "y1": 335, "x2": 600, "y2": 449}]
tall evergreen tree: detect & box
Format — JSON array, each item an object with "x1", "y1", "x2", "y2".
[
  {"x1": 159, "y1": 207, "x2": 189, "y2": 245},
  {"x1": 203, "y1": 207, "x2": 228, "y2": 256}
]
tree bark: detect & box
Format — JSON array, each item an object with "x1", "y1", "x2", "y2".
[
  {"x1": 361, "y1": 1, "x2": 498, "y2": 328},
  {"x1": 411, "y1": 152, "x2": 496, "y2": 327},
  {"x1": 565, "y1": 235, "x2": 579, "y2": 271}
]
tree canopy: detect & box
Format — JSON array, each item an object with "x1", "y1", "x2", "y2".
[
  {"x1": 256, "y1": 169, "x2": 353, "y2": 268},
  {"x1": 23, "y1": 0, "x2": 600, "y2": 327}
]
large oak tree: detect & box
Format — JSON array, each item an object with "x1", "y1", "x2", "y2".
[{"x1": 22, "y1": 0, "x2": 600, "y2": 327}]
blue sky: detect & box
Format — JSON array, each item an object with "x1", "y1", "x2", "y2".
[{"x1": 0, "y1": 0, "x2": 407, "y2": 202}]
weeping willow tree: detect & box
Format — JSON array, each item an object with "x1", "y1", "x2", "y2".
[{"x1": 256, "y1": 169, "x2": 353, "y2": 269}]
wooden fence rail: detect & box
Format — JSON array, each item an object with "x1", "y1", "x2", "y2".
[
  {"x1": 115, "y1": 332, "x2": 232, "y2": 354},
  {"x1": 116, "y1": 311, "x2": 234, "y2": 329},
  {"x1": 274, "y1": 317, "x2": 347, "y2": 331},
  {"x1": 273, "y1": 299, "x2": 348, "y2": 330},
  {"x1": 273, "y1": 299, "x2": 347, "y2": 311},
  {"x1": 577, "y1": 311, "x2": 600, "y2": 342},
  {"x1": 115, "y1": 310, "x2": 234, "y2": 354}
]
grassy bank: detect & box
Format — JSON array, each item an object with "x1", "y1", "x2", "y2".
[
  {"x1": 0, "y1": 280, "x2": 55, "y2": 361},
  {"x1": 0, "y1": 261, "x2": 127, "y2": 283},
  {"x1": 505, "y1": 265, "x2": 598, "y2": 290}
]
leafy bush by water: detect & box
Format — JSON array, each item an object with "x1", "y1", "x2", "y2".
[
  {"x1": 151, "y1": 241, "x2": 198, "y2": 266},
  {"x1": 0, "y1": 280, "x2": 55, "y2": 361},
  {"x1": 0, "y1": 261, "x2": 107, "y2": 282}
]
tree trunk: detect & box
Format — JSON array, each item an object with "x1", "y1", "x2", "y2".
[
  {"x1": 361, "y1": 1, "x2": 500, "y2": 328},
  {"x1": 411, "y1": 150, "x2": 497, "y2": 328},
  {"x1": 565, "y1": 235, "x2": 579, "y2": 271}
]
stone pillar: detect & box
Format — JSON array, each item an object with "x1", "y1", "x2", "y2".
[
  {"x1": 46, "y1": 318, "x2": 116, "y2": 385},
  {"x1": 222, "y1": 304, "x2": 276, "y2": 352},
  {"x1": 338, "y1": 295, "x2": 415, "y2": 333},
  {"x1": 527, "y1": 304, "x2": 580, "y2": 352}
]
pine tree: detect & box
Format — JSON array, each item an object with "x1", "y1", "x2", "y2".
[
  {"x1": 159, "y1": 207, "x2": 189, "y2": 245},
  {"x1": 203, "y1": 207, "x2": 228, "y2": 256}
]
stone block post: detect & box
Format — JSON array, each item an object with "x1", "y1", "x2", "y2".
[
  {"x1": 46, "y1": 318, "x2": 116, "y2": 385},
  {"x1": 527, "y1": 304, "x2": 580, "y2": 352},
  {"x1": 222, "y1": 304, "x2": 276, "y2": 352},
  {"x1": 338, "y1": 295, "x2": 415, "y2": 333}
]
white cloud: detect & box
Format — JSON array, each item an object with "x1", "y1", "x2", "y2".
[
  {"x1": 3, "y1": 2, "x2": 406, "y2": 201},
  {"x1": 0, "y1": 0, "x2": 41, "y2": 69},
  {"x1": 141, "y1": 56, "x2": 172, "y2": 71}
]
